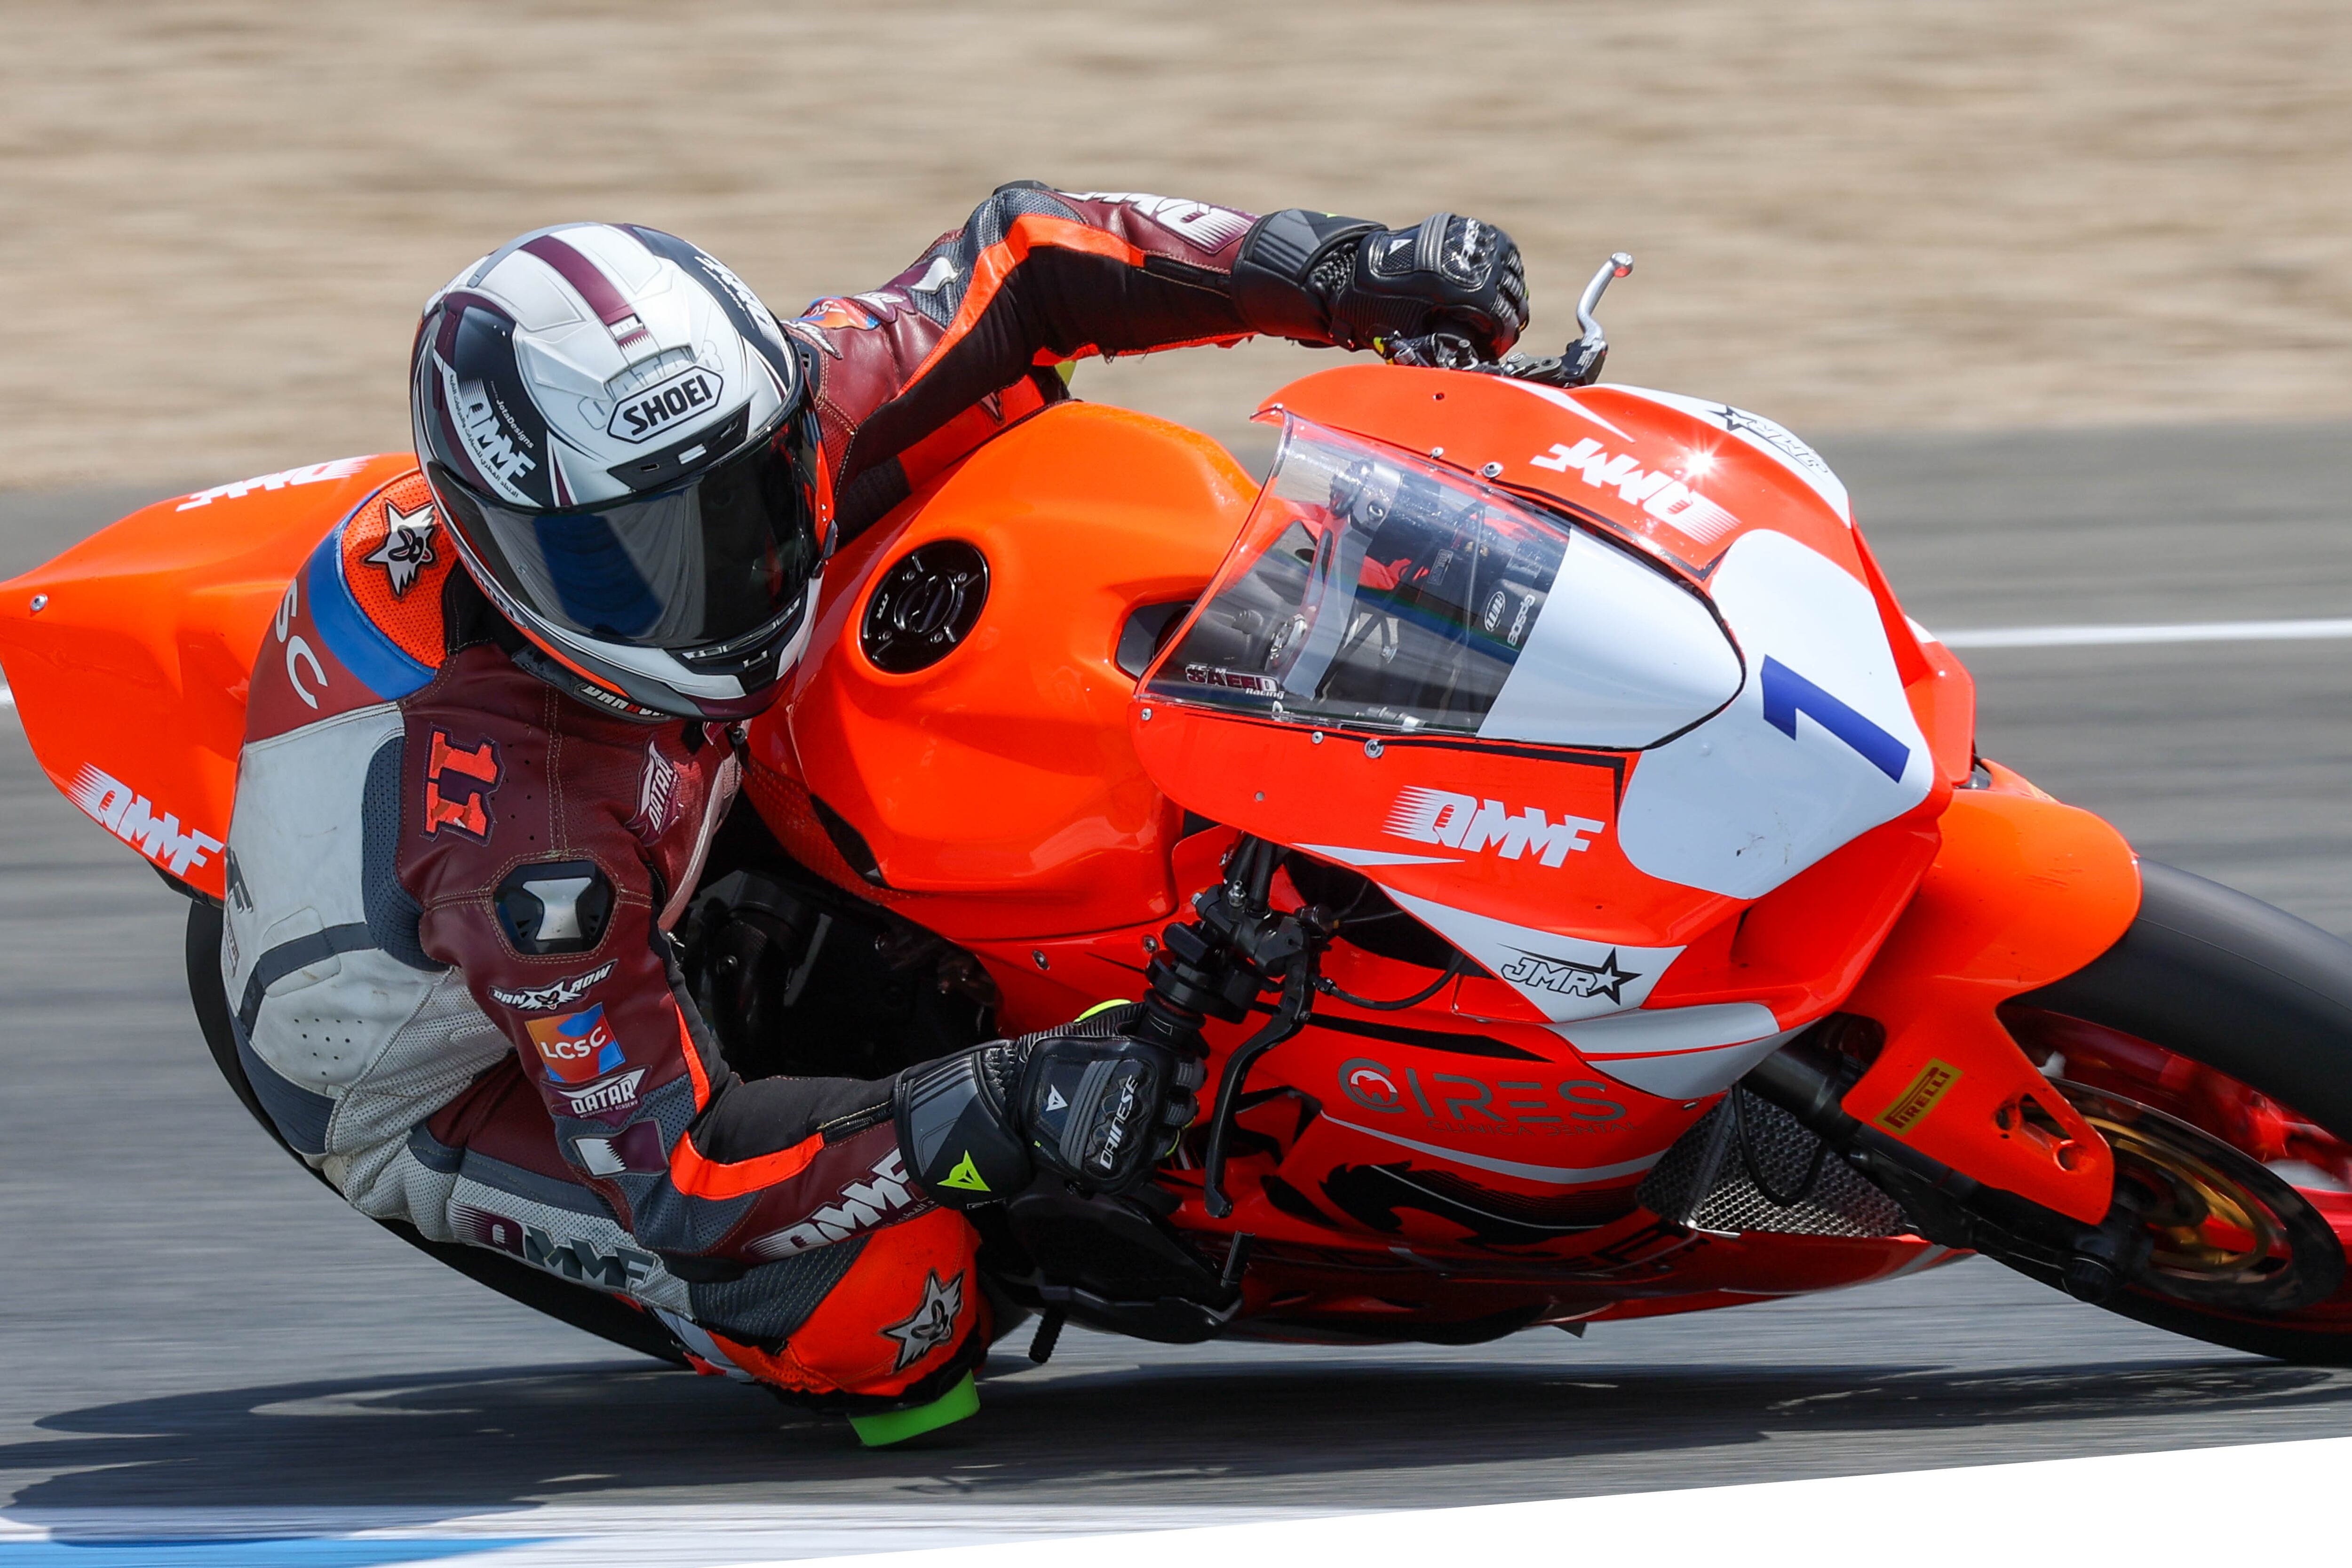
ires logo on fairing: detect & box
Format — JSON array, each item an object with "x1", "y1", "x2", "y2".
[
  {"x1": 66, "y1": 764, "x2": 223, "y2": 877},
  {"x1": 1337, "y1": 1056, "x2": 1627, "y2": 1126},
  {"x1": 1384, "y1": 787, "x2": 1605, "y2": 867}
]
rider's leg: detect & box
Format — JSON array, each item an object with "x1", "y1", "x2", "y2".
[
  {"x1": 410, "y1": 1055, "x2": 989, "y2": 1439},
  {"x1": 691, "y1": 1206, "x2": 988, "y2": 1443}
]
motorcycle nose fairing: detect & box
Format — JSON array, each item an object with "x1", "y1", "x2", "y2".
[{"x1": 1123, "y1": 368, "x2": 2130, "y2": 1236}]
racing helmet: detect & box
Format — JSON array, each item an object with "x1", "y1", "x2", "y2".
[{"x1": 412, "y1": 223, "x2": 827, "y2": 721}]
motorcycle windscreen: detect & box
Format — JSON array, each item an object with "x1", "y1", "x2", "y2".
[{"x1": 1143, "y1": 417, "x2": 1742, "y2": 748}]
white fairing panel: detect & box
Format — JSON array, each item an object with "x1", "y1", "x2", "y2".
[
  {"x1": 1384, "y1": 891, "x2": 1803, "y2": 1100},
  {"x1": 1383, "y1": 888, "x2": 1680, "y2": 1024},
  {"x1": 1478, "y1": 531, "x2": 1742, "y2": 749},
  {"x1": 1553, "y1": 1007, "x2": 1794, "y2": 1100},
  {"x1": 1617, "y1": 530, "x2": 1931, "y2": 899}
]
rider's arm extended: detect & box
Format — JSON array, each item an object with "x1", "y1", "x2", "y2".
[{"x1": 788, "y1": 183, "x2": 1526, "y2": 539}]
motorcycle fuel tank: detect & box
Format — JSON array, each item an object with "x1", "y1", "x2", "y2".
[{"x1": 747, "y1": 400, "x2": 1253, "y2": 941}]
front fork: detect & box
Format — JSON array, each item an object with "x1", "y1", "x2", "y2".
[{"x1": 1134, "y1": 835, "x2": 1331, "y2": 1218}]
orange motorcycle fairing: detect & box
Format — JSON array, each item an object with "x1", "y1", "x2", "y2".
[
  {"x1": 1837, "y1": 762, "x2": 2141, "y2": 1222},
  {"x1": 0, "y1": 359, "x2": 2168, "y2": 1348},
  {"x1": 0, "y1": 456, "x2": 411, "y2": 901},
  {"x1": 1265, "y1": 367, "x2": 1864, "y2": 584}
]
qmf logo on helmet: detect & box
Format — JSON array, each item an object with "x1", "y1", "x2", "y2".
[{"x1": 608, "y1": 365, "x2": 724, "y2": 444}]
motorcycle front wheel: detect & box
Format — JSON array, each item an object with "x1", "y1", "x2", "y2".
[{"x1": 2006, "y1": 861, "x2": 2352, "y2": 1362}]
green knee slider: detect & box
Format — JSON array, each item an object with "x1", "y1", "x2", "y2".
[{"x1": 848, "y1": 1372, "x2": 980, "y2": 1447}]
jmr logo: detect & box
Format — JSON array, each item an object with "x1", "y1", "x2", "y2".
[
  {"x1": 1528, "y1": 438, "x2": 1738, "y2": 543},
  {"x1": 1498, "y1": 948, "x2": 1639, "y2": 1004},
  {"x1": 1384, "y1": 787, "x2": 1604, "y2": 867},
  {"x1": 747, "y1": 1151, "x2": 925, "y2": 1258},
  {"x1": 608, "y1": 365, "x2": 723, "y2": 443}
]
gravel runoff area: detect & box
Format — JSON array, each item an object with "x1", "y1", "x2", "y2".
[{"x1": 4, "y1": 0, "x2": 2350, "y2": 492}]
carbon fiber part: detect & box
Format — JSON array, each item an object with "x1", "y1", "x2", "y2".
[{"x1": 1640, "y1": 1088, "x2": 1915, "y2": 1239}]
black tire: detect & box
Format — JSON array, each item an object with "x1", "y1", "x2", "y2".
[
  {"x1": 184, "y1": 901, "x2": 689, "y2": 1367},
  {"x1": 2013, "y1": 861, "x2": 2352, "y2": 1363}
]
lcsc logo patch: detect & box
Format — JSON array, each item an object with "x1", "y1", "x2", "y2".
[{"x1": 528, "y1": 1005, "x2": 624, "y2": 1085}]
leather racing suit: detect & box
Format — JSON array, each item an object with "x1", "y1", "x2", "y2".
[{"x1": 219, "y1": 185, "x2": 1461, "y2": 1409}]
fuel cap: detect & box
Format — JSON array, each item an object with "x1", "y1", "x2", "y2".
[{"x1": 861, "y1": 540, "x2": 989, "y2": 674}]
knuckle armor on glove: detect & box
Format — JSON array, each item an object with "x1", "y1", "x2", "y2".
[
  {"x1": 1236, "y1": 209, "x2": 1528, "y2": 360},
  {"x1": 894, "y1": 1003, "x2": 1204, "y2": 1206},
  {"x1": 1336, "y1": 214, "x2": 1529, "y2": 358}
]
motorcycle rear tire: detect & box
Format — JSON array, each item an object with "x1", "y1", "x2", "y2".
[{"x1": 2015, "y1": 860, "x2": 2352, "y2": 1364}]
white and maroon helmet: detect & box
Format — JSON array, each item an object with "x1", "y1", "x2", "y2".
[{"x1": 412, "y1": 223, "x2": 826, "y2": 721}]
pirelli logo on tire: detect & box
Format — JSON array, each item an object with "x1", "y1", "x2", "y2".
[{"x1": 1875, "y1": 1059, "x2": 1963, "y2": 1134}]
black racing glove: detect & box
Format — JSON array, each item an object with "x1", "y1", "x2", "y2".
[
  {"x1": 893, "y1": 1003, "x2": 1204, "y2": 1207},
  {"x1": 1233, "y1": 208, "x2": 1529, "y2": 360}
]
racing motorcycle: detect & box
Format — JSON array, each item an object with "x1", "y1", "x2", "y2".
[{"x1": 10, "y1": 255, "x2": 2352, "y2": 1378}]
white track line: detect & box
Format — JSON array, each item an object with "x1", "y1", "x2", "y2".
[
  {"x1": 8, "y1": 1437, "x2": 2333, "y2": 1565},
  {"x1": 766, "y1": 1436, "x2": 2352, "y2": 1567},
  {"x1": 1939, "y1": 616, "x2": 2352, "y2": 649}
]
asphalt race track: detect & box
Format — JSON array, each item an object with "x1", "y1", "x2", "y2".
[{"x1": 5, "y1": 419, "x2": 2352, "y2": 1538}]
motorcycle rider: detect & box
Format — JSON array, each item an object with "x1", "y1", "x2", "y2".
[{"x1": 216, "y1": 185, "x2": 1528, "y2": 1441}]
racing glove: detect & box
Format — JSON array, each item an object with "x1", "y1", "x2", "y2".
[
  {"x1": 893, "y1": 1003, "x2": 1205, "y2": 1206},
  {"x1": 1233, "y1": 209, "x2": 1529, "y2": 360}
]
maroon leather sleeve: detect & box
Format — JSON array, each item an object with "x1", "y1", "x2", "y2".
[
  {"x1": 785, "y1": 185, "x2": 1277, "y2": 540},
  {"x1": 400, "y1": 648, "x2": 931, "y2": 1263}
]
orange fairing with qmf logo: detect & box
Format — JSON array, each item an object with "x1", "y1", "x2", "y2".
[
  {"x1": 1131, "y1": 380, "x2": 1959, "y2": 1047},
  {"x1": 721, "y1": 364, "x2": 2144, "y2": 1314},
  {"x1": 0, "y1": 456, "x2": 412, "y2": 901},
  {"x1": 6, "y1": 342, "x2": 2198, "y2": 1352}
]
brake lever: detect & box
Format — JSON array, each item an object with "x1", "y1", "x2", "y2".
[
  {"x1": 1199, "y1": 950, "x2": 1319, "y2": 1220},
  {"x1": 1467, "y1": 250, "x2": 1635, "y2": 389}
]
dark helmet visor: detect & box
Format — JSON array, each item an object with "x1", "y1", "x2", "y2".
[{"x1": 432, "y1": 414, "x2": 820, "y2": 652}]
